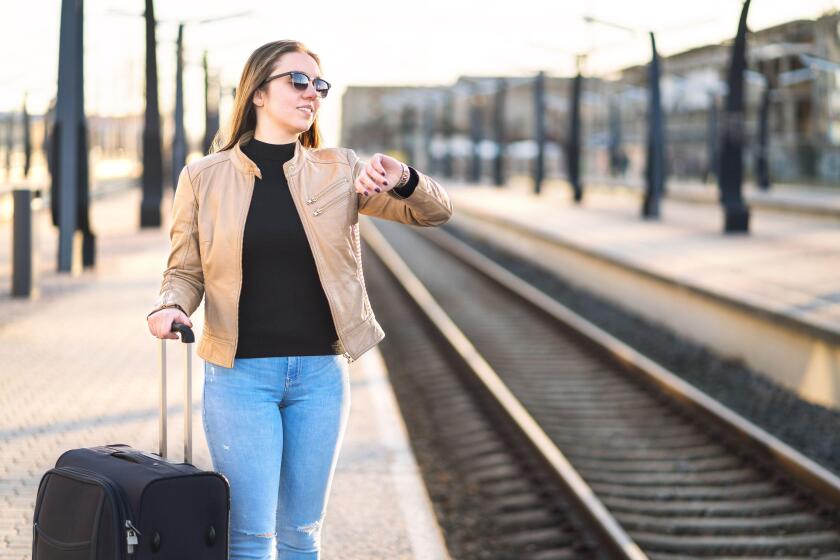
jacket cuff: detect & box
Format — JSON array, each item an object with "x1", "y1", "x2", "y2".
[
  {"x1": 146, "y1": 302, "x2": 187, "y2": 320},
  {"x1": 388, "y1": 166, "x2": 419, "y2": 200}
]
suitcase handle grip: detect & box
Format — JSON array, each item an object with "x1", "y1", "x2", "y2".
[
  {"x1": 110, "y1": 450, "x2": 143, "y2": 464},
  {"x1": 171, "y1": 322, "x2": 195, "y2": 343}
]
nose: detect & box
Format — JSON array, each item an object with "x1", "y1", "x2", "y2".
[{"x1": 302, "y1": 82, "x2": 318, "y2": 99}]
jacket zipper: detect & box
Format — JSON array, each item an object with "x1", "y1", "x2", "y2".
[
  {"x1": 50, "y1": 465, "x2": 140, "y2": 558},
  {"x1": 313, "y1": 191, "x2": 351, "y2": 216},
  {"x1": 286, "y1": 173, "x2": 355, "y2": 363},
  {"x1": 305, "y1": 177, "x2": 348, "y2": 205}
]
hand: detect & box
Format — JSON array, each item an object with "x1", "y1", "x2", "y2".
[
  {"x1": 147, "y1": 308, "x2": 193, "y2": 340},
  {"x1": 354, "y1": 153, "x2": 405, "y2": 197}
]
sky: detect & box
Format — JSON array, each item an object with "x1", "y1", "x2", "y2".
[{"x1": 3, "y1": 0, "x2": 839, "y2": 146}]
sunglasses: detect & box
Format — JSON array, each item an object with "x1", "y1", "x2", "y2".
[{"x1": 261, "y1": 71, "x2": 331, "y2": 98}]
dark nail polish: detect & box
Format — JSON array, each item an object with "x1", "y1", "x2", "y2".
[{"x1": 375, "y1": 188, "x2": 381, "y2": 192}]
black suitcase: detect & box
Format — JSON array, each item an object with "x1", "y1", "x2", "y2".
[{"x1": 31, "y1": 324, "x2": 231, "y2": 559}]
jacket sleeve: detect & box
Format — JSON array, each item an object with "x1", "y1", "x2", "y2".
[
  {"x1": 147, "y1": 166, "x2": 205, "y2": 318},
  {"x1": 348, "y1": 149, "x2": 453, "y2": 227}
]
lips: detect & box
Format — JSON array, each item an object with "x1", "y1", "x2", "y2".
[{"x1": 297, "y1": 106, "x2": 313, "y2": 115}]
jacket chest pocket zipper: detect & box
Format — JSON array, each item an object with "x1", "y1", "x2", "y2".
[
  {"x1": 313, "y1": 191, "x2": 351, "y2": 216},
  {"x1": 306, "y1": 177, "x2": 348, "y2": 205}
]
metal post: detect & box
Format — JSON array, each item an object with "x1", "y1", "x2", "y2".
[
  {"x1": 442, "y1": 91, "x2": 454, "y2": 179},
  {"x1": 400, "y1": 105, "x2": 415, "y2": 167},
  {"x1": 4, "y1": 114, "x2": 13, "y2": 177},
  {"x1": 44, "y1": 100, "x2": 55, "y2": 186},
  {"x1": 756, "y1": 75, "x2": 771, "y2": 190},
  {"x1": 718, "y1": 0, "x2": 752, "y2": 233},
  {"x1": 608, "y1": 98, "x2": 625, "y2": 176},
  {"x1": 643, "y1": 32, "x2": 666, "y2": 219},
  {"x1": 22, "y1": 96, "x2": 31, "y2": 178},
  {"x1": 469, "y1": 86, "x2": 483, "y2": 184},
  {"x1": 141, "y1": 0, "x2": 163, "y2": 228},
  {"x1": 493, "y1": 77, "x2": 507, "y2": 187},
  {"x1": 12, "y1": 190, "x2": 33, "y2": 298},
  {"x1": 55, "y1": 0, "x2": 81, "y2": 272},
  {"x1": 172, "y1": 23, "x2": 187, "y2": 190},
  {"x1": 202, "y1": 51, "x2": 211, "y2": 154},
  {"x1": 203, "y1": 51, "x2": 220, "y2": 155},
  {"x1": 76, "y1": 3, "x2": 94, "y2": 269},
  {"x1": 704, "y1": 93, "x2": 718, "y2": 184},
  {"x1": 567, "y1": 69, "x2": 583, "y2": 202},
  {"x1": 534, "y1": 71, "x2": 546, "y2": 195},
  {"x1": 423, "y1": 100, "x2": 436, "y2": 176}
]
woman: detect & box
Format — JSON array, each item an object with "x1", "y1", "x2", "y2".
[{"x1": 146, "y1": 39, "x2": 452, "y2": 559}]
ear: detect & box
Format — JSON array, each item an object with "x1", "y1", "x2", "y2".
[{"x1": 252, "y1": 89, "x2": 264, "y2": 108}]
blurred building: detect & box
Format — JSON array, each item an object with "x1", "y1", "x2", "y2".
[
  {"x1": 341, "y1": 11, "x2": 840, "y2": 185},
  {"x1": 340, "y1": 75, "x2": 578, "y2": 182},
  {"x1": 607, "y1": 11, "x2": 840, "y2": 183}
]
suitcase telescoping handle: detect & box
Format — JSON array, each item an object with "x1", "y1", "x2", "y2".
[{"x1": 159, "y1": 322, "x2": 195, "y2": 464}]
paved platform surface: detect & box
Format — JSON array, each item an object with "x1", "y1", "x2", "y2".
[
  {"x1": 0, "y1": 188, "x2": 449, "y2": 559},
  {"x1": 451, "y1": 180, "x2": 840, "y2": 338},
  {"x1": 547, "y1": 175, "x2": 840, "y2": 219}
]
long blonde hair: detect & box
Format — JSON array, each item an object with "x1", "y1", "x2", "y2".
[{"x1": 213, "y1": 40, "x2": 323, "y2": 152}]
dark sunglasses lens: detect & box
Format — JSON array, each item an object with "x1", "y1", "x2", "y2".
[
  {"x1": 290, "y1": 73, "x2": 309, "y2": 89},
  {"x1": 289, "y1": 72, "x2": 329, "y2": 98}
]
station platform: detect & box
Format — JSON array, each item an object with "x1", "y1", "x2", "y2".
[
  {"x1": 550, "y1": 175, "x2": 840, "y2": 220},
  {"x1": 446, "y1": 180, "x2": 840, "y2": 409},
  {"x1": 0, "y1": 188, "x2": 449, "y2": 559}
]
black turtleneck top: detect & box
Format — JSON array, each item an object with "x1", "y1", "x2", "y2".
[{"x1": 236, "y1": 138, "x2": 418, "y2": 359}]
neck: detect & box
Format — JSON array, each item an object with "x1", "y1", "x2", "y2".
[{"x1": 253, "y1": 122, "x2": 299, "y2": 145}]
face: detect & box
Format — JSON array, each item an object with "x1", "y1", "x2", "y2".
[{"x1": 252, "y1": 51, "x2": 324, "y2": 138}]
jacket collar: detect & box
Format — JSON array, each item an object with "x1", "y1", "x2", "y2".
[{"x1": 230, "y1": 130, "x2": 306, "y2": 180}]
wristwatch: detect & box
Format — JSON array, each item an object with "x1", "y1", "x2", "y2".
[{"x1": 395, "y1": 163, "x2": 410, "y2": 188}]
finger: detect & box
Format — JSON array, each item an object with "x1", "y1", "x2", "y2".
[
  {"x1": 368, "y1": 159, "x2": 387, "y2": 178},
  {"x1": 363, "y1": 172, "x2": 384, "y2": 193},
  {"x1": 356, "y1": 174, "x2": 375, "y2": 195},
  {"x1": 356, "y1": 173, "x2": 372, "y2": 193},
  {"x1": 375, "y1": 159, "x2": 387, "y2": 176},
  {"x1": 159, "y1": 323, "x2": 178, "y2": 339},
  {"x1": 158, "y1": 327, "x2": 176, "y2": 340},
  {"x1": 365, "y1": 166, "x2": 388, "y2": 191}
]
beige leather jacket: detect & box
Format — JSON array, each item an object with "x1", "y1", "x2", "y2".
[{"x1": 149, "y1": 131, "x2": 453, "y2": 368}]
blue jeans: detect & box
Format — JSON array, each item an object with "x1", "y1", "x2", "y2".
[{"x1": 202, "y1": 355, "x2": 351, "y2": 560}]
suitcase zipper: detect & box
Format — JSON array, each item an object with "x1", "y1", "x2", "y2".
[
  {"x1": 125, "y1": 519, "x2": 140, "y2": 553},
  {"x1": 55, "y1": 465, "x2": 140, "y2": 558}
]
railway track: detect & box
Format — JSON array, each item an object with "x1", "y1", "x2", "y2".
[{"x1": 361, "y1": 217, "x2": 840, "y2": 559}]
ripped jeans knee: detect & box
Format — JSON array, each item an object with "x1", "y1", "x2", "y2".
[
  {"x1": 276, "y1": 519, "x2": 324, "y2": 557},
  {"x1": 228, "y1": 526, "x2": 276, "y2": 560}
]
